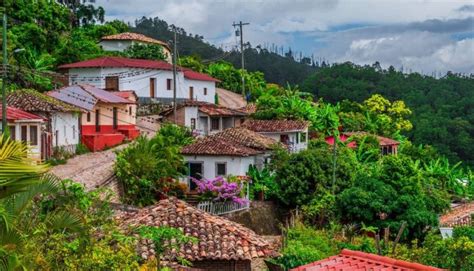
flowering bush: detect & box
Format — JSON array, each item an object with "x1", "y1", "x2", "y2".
[{"x1": 191, "y1": 176, "x2": 248, "y2": 205}]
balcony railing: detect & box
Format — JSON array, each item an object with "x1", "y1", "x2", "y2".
[{"x1": 196, "y1": 200, "x2": 250, "y2": 216}]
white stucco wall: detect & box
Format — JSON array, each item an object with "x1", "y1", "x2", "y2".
[
  {"x1": 184, "y1": 79, "x2": 215, "y2": 103},
  {"x1": 184, "y1": 155, "x2": 256, "y2": 180},
  {"x1": 184, "y1": 106, "x2": 199, "y2": 128},
  {"x1": 258, "y1": 130, "x2": 309, "y2": 153},
  {"x1": 51, "y1": 112, "x2": 80, "y2": 150},
  {"x1": 68, "y1": 67, "x2": 216, "y2": 103}
]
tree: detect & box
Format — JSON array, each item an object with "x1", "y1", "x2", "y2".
[{"x1": 124, "y1": 44, "x2": 167, "y2": 61}]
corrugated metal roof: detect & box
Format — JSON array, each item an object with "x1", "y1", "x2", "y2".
[{"x1": 48, "y1": 85, "x2": 134, "y2": 111}]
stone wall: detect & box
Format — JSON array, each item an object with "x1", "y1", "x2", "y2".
[{"x1": 223, "y1": 201, "x2": 286, "y2": 235}]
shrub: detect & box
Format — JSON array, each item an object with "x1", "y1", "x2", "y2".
[
  {"x1": 192, "y1": 176, "x2": 248, "y2": 205},
  {"x1": 75, "y1": 143, "x2": 90, "y2": 155},
  {"x1": 115, "y1": 124, "x2": 192, "y2": 206}
]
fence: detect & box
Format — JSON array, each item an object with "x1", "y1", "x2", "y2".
[{"x1": 197, "y1": 200, "x2": 250, "y2": 216}]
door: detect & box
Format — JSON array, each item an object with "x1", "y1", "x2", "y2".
[
  {"x1": 189, "y1": 86, "x2": 194, "y2": 100},
  {"x1": 105, "y1": 76, "x2": 119, "y2": 91},
  {"x1": 150, "y1": 78, "x2": 156, "y2": 98},
  {"x1": 95, "y1": 109, "x2": 100, "y2": 132},
  {"x1": 112, "y1": 107, "x2": 118, "y2": 129},
  {"x1": 188, "y1": 162, "x2": 203, "y2": 191},
  {"x1": 280, "y1": 134, "x2": 289, "y2": 144}
]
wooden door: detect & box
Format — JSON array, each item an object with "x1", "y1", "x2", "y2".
[
  {"x1": 188, "y1": 162, "x2": 203, "y2": 190},
  {"x1": 95, "y1": 109, "x2": 100, "y2": 132},
  {"x1": 105, "y1": 76, "x2": 119, "y2": 91},
  {"x1": 189, "y1": 86, "x2": 194, "y2": 100},
  {"x1": 112, "y1": 107, "x2": 118, "y2": 129},
  {"x1": 150, "y1": 78, "x2": 156, "y2": 98}
]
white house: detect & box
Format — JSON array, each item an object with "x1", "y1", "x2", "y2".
[
  {"x1": 162, "y1": 100, "x2": 247, "y2": 136},
  {"x1": 242, "y1": 119, "x2": 309, "y2": 153},
  {"x1": 58, "y1": 56, "x2": 218, "y2": 104},
  {"x1": 0, "y1": 106, "x2": 46, "y2": 161},
  {"x1": 6, "y1": 89, "x2": 81, "y2": 157},
  {"x1": 181, "y1": 127, "x2": 277, "y2": 191},
  {"x1": 100, "y1": 32, "x2": 172, "y2": 63}
]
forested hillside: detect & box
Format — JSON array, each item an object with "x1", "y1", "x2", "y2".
[
  {"x1": 132, "y1": 17, "x2": 317, "y2": 86},
  {"x1": 301, "y1": 63, "x2": 474, "y2": 167}
]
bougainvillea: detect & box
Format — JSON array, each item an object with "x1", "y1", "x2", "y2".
[{"x1": 191, "y1": 176, "x2": 248, "y2": 205}]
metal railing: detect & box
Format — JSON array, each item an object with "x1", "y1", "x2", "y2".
[{"x1": 196, "y1": 200, "x2": 250, "y2": 216}]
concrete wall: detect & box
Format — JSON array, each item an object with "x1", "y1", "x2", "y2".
[
  {"x1": 183, "y1": 155, "x2": 256, "y2": 181},
  {"x1": 69, "y1": 67, "x2": 215, "y2": 103},
  {"x1": 51, "y1": 112, "x2": 80, "y2": 150},
  {"x1": 81, "y1": 102, "x2": 136, "y2": 127}
]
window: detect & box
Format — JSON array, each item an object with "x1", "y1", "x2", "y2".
[
  {"x1": 150, "y1": 78, "x2": 156, "y2": 97},
  {"x1": 29, "y1": 125, "x2": 38, "y2": 146},
  {"x1": 87, "y1": 112, "x2": 91, "y2": 122},
  {"x1": 129, "y1": 106, "x2": 132, "y2": 116},
  {"x1": 113, "y1": 107, "x2": 118, "y2": 129},
  {"x1": 190, "y1": 118, "x2": 196, "y2": 130},
  {"x1": 211, "y1": 118, "x2": 220, "y2": 130},
  {"x1": 166, "y1": 79, "x2": 172, "y2": 90},
  {"x1": 8, "y1": 126, "x2": 15, "y2": 140},
  {"x1": 204, "y1": 87, "x2": 207, "y2": 95},
  {"x1": 216, "y1": 162, "x2": 227, "y2": 176},
  {"x1": 21, "y1": 126, "x2": 27, "y2": 142},
  {"x1": 300, "y1": 132, "x2": 307, "y2": 143},
  {"x1": 95, "y1": 109, "x2": 100, "y2": 132},
  {"x1": 105, "y1": 76, "x2": 119, "y2": 91}
]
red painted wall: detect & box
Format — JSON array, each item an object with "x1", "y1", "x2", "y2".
[{"x1": 81, "y1": 124, "x2": 140, "y2": 151}]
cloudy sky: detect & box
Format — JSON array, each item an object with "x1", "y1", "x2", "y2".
[{"x1": 95, "y1": 0, "x2": 474, "y2": 74}]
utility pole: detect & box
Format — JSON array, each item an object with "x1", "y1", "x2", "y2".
[
  {"x1": 2, "y1": 12, "x2": 7, "y2": 133},
  {"x1": 172, "y1": 29, "x2": 177, "y2": 123},
  {"x1": 232, "y1": 21, "x2": 249, "y2": 97}
]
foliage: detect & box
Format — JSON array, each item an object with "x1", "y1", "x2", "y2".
[
  {"x1": 453, "y1": 226, "x2": 474, "y2": 241},
  {"x1": 75, "y1": 143, "x2": 90, "y2": 155},
  {"x1": 179, "y1": 55, "x2": 205, "y2": 72},
  {"x1": 302, "y1": 62, "x2": 474, "y2": 167},
  {"x1": 389, "y1": 231, "x2": 474, "y2": 271},
  {"x1": 271, "y1": 223, "x2": 338, "y2": 270},
  {"x1": 191, "y1": 176, "x2": 248, "y2": 205},
  {"x1": 137, "y1": 226, "x2": 197, "y2": 268},
  {"x1": 124, "y1": 43, "x2": 167, "y2": 61},
  {"x1": 301, "y1": 192, "x2": 337, "y2": 227},
  {"x1": 247, "y1": 165, "x2": 278, "y2": 200},
  {"x1": 115, "y1": 124, "x2": 192, "y2": 206},
  {"x1": 337, "y1": 154, "x2": 450, "y2": 240},
  {"x1": 272, "y1": 144, "x2": 357, "y2": 207}
]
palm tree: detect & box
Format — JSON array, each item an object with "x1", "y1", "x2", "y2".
[{"x1": 0, "y1": 135, "x2": 82, "y2": 270}]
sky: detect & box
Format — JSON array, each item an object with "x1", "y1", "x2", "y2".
[{"x1": 95, "y1": 0, "x2": 474, "y2": 75}]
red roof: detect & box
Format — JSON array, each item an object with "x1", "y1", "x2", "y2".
[
  {"x1": 110, "y1": 91, "x2": 138, "y2": 102},
  {"x1": 0, "y1": 106, "x2": 45, "y2": 122},
  {"x1": 344, "y1": 132, "x2": 399, "y2": 146},
  {"x1": 291, "y1": 249, "x2": 444, "y2": 271},
  {"x1": 243, "y1": 119, "x2": 309, "y2": 132},
  {"x1": 58, "y1": 56, "x2": 174, "y2": 70},
  {"x1": 184, "y1": 70, "x2": 220, "y2": 82}
]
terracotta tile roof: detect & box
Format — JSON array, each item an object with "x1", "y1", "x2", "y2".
[
  {"x1": 290, "y1": 249, "x2": 444, "y2": 271},
  {"x1": 7, "y1": 89, "x2": 80, "y2": 113},
  {"x1": 181, "y1": 128, "x2": 276, "y2": 156},
  {"x1": 238, "y1": 103, "x2": 257, "y2": 114},
  {"x1": 101, "y1": 32, "x2": 170, "y2": 50},
  {"x1": 58, "y1": 56, "x2": 174, "y2": 70},
  {"x1": 216, "y1": 88, "x2": 247, "y2": 109},
  {"x1": 439, "y1": 202, "x2": 474, "y2": 227},
  {"x1": 0, "y1": 106, "x2": 46, "y2": 122},
  {"x1": 242, "y1": 119, "x2": 309, "y2": 133},
  {"x1": 344, "y1": 131, "x2": 400, "y2": 146},
  {"x1": 118, "y1": 198, "x2": 279, "y2": 261},
  {"x1": 184, "y1": 70, "x2": 220, "y2": 82},
  {"x1": 48, "y1": 84, "x2": 134, "y2": 111}
]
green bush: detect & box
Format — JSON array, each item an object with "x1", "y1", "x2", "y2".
[
  {"x1": 115, "y1": 124, "x2": 192, "y2": 206},
  {"x1": 270, "y1": 223, "x2": 338, "y2": 270},
  {"x1": 75, "y1": 143, "x2": 90, "y2": 155},
  {"x1": 454, "y1": 226, "x2": 474, "y2": 241}
]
